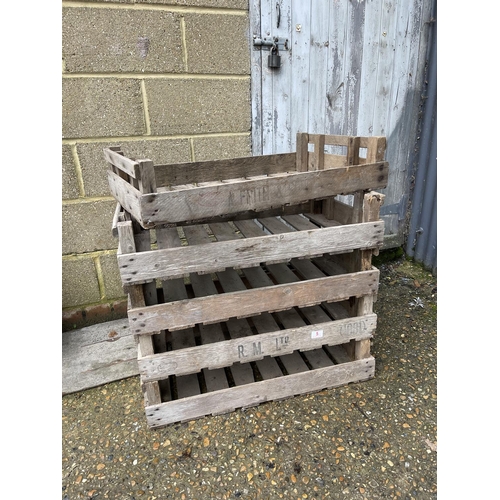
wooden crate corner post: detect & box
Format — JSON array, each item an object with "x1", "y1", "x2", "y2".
[{"x1": 116, "y1": 220, "x2": 162, "y2": 407}]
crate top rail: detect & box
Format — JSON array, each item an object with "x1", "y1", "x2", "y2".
[{"x1": 105, "y1": 134, "x2": 388, "y2": 228}]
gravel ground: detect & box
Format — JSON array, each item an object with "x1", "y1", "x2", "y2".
[{"x1": 62, "y1": 257, "x2": 437, "y2": 500}]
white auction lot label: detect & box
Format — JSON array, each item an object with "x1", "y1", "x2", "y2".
[{"x1": 310, "y1": 329, "x2": 324, "y2": 339}]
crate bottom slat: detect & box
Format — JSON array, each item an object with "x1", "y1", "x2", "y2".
[
  {"x1": 144, "y1": 352, "x2": 375, "y2": 429},
  {"x1": 138, "y1": 311, "x2": 376, "y2": 380}
]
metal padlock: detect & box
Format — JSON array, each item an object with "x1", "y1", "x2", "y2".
[{"x1": 268, "y1": 45, "x2": 281, "y2": 69}]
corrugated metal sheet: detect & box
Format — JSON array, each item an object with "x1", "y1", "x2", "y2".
[{"x1": 405, "y1": 7, "x2": 437, "y2": 274}]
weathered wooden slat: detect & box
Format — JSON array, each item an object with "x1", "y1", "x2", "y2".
[
  {"x1": 312, "y1": 255, "x2": 348, "y2": 276},
  {"x1": 145, "y1": 202, "x2": 314, "y2": 228},
  {"x1": 140, "y1": 161, "x2": 388, "y2": 224},
  {"x1": 279, "y1": 352, "x2": 310, "y2": 375},
  {"x1": 62, "y1": 318, "x2": 137, "y2": 395},
  {"x1": 208, "y1": 221, "x2": 241, "y2": 242},
  {"x1": 233, "y1": 219, "x2": 268, "y2": 239},
  {"x1": 302, "y1": 346, "x2": 334, "y2": 369},
  {"x1": 325, "y1": 345, "x2": 352, "y2": 364},
  {"x1": 311, "y1": 134, "x2": 325, "y2": 170},
  {"x1": 145, "y1": 357, "x2": 375, "y2": 428},
  {"x1": 103, "y1": 147, "x2": 140, "y2": 178},
  {"x1": 129, "y1": 269, "x2": 379, "y2": 335},
  {"x1": 203, "y1": 367, "x2": 230, "y2": 394},
  {"x1": 154, "y1": 153, "x2": 297, "y2": 187},
  {"x1": 206, "y1": 229, "x2": 273, "y2": 388},
  {"x1": 111, "y1": 202, "x2": 124, "y2": 237},
  {"x1": 313, "y1": 155, "x2": 352, "y2": 169},
  {"x1": 118, "y1": 221, "x2": 384, "y2": 284},
  {"x1": 305, "y1": 134, "x2": 385, "y2": 150},
  {"x1": 296, "y1": 132, "x2": 309, "y2": 172},
  {"x1": 170, "y1": 327, "x2": 200, "y2": 398},
  {"x1": 281, "y1": 214, "x2": 319, "y2": 231},
  {"x1": 366, "y1": 137, "x2": 387, "y2": 162},
  {"x1": 135, "y1": 314, "x2": 377, "y2": 383},
  {"x1": 107, "y1": 170, "x2": 144, "y2": 225},
  {"x1": 209, "y1": 224, "x2": 292, "y2": 386},
  {"x1": 137, "y1": 159, "x2": 157, "y2": 194},
  {"x1": 314, "y1": 199, "x2": 354, "y2": 226}
]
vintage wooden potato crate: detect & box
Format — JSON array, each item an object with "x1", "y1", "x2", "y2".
[{"x1": 104, "y1": 133, "x2": 388, "y2": 429}]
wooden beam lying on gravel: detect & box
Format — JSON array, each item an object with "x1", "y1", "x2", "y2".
[{"x1": 62, "y1": 319, "x2": 139, "y2": 395}]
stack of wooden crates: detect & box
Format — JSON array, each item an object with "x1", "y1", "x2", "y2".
[{"x1": 104, "y1": 133, "x2": 388, "y2": 429}]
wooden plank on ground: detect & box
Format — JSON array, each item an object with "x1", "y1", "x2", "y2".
[{"x1": 62, "y1": 319, "x2": 137, "y2": 395}]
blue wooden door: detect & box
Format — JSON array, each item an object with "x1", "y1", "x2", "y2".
[{"x1": 250, "y1": 0, "x2": 435, "y2": 247}]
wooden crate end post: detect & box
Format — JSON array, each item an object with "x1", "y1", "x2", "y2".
[
  {"x1": 137, "y1": 159, "x2": 157, "y2": 194},
  {"x1": 296, "y1": 132, "x2": 309, "y2": 172}
]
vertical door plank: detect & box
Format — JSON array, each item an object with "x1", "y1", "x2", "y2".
[
  {"x1": 272, "y1": 0, "x2": 293, "y2": 153},
  {"x1": 250, "y1": 0, "x2": 264, "y2": 155},
  {"x1": 356, "y1": 1, "x2": 383, "y2": 137},
  {"x1": 308, "y1": 0, "x2": 331, "y2": 135},
  {"x1": 326, "y1": 0, "x2": 349, "y2": 135},
  {"x1": 260, "y1": 0, "x2": 276, "y2": 154},
  {"x1": 343, "y1": 1, "x2": 366, "y2": 136},
  {"x1": 289, "y1": 0, "x2": 311, "y2": 146}
]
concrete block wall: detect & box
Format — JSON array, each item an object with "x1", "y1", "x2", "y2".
[{"x1": 62, "y1": 0, "x2": 252, "y2": 331}]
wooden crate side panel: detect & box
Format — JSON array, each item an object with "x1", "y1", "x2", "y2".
[
  {"x1": 302, "y1": 135, "x2": 386, "y2": 170},
  {"x1": 306, "y1": 134, "x2": 385, "y2": 150},
  {"x1": 118, "y1": 221, "x2": 384, "y2": 284},
  {"x1": 156, "y1": 202, "x2": 314, "y2": 228},
  {"x1": 145, "y1": 357, "x2": 375, "y2": 428},
  {"x1": 138, "y1": 313, "x2": 377, "y2": 381},
  {"x1": 154, "y1": 153, "x2": 297, "y2": 186},
  {"x1": 128, "y1": 269, "x2": 379, "y2": 334},
  {"x1": 103, "y1": 147, "x2": 139, "y2": 179},
  {"x1": 107, "y1": 170, "x2": 144, "y2": 225},
  {"x1": 141, "y1": 162, "x2": 388, "y2": 225}
]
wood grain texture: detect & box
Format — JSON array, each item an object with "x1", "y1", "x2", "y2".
[
  {"x1": 128, "y1": 269, "x2": 379, "y2": 335},
  {"x1": 141, "y1": 161, "x2": 388, "y2": 225},
  {"x1": 138, "y1": 313, "x2": 377, "y2": 382},
  {"x1": 118, "y1": 221, "x2": 384, "y2": 284},
  {"x1": 62, "y1": 318, "x2": 137, "y2": 395},
  {"x1": 103, "y1": 148, "x2": 139, "y2": 179},
  {"x1": 107, "y1": 170, "x2": 143, "y2": 225},
  {"x1": 154, "y1": 153, "x2": 297, "y2": 186},
  {"x1": 250, "y1": 0, "x2": 433, "y2": 246},
  {"x1": 145, "y1": 357, "x2": 375, "y2": 428}
]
